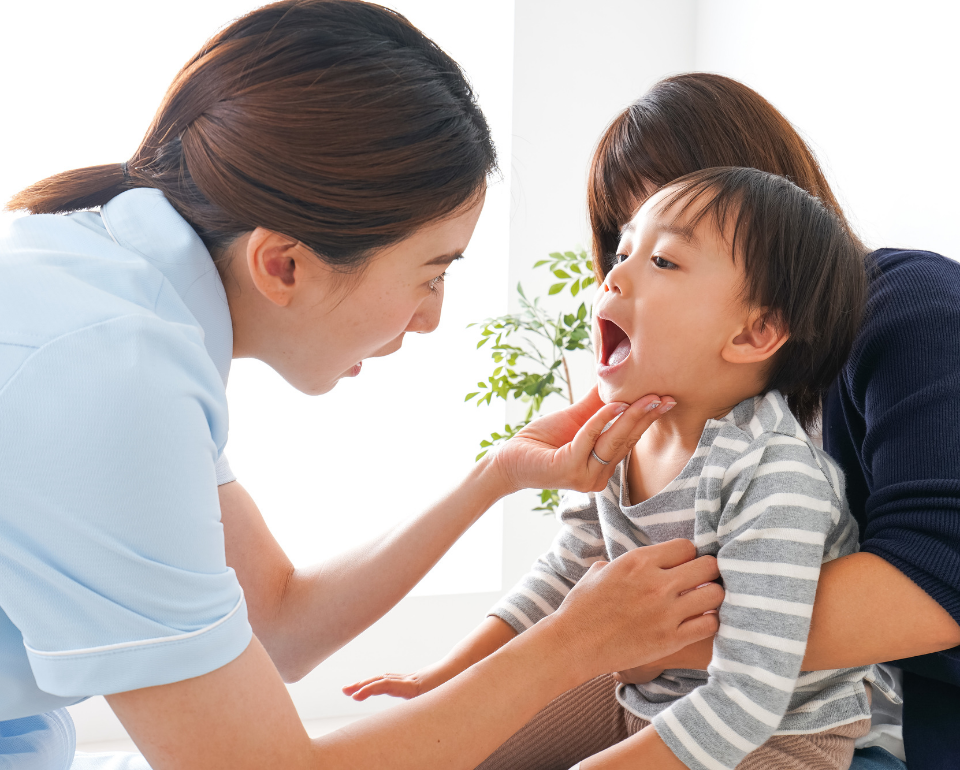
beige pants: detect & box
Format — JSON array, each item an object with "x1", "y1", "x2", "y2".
[{"x1": 476, "y1": 675, "x2": 871, "y2": 770}]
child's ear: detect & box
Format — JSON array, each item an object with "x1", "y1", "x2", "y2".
[{"x1": 722, "y1": 308, "x2": 789, "y2": 365}]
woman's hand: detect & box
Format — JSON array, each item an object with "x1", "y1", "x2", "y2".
[
  {"x1": 545, "y1": 539, "x2": 722, "y2": 681},
  {"x1": 491, "y1": 386, "x2": 675, "y2": 495}
]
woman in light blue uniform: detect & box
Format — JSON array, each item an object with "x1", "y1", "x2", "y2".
[{"x1": 0, "y1": 2, "x2": 723, "y2": 768}]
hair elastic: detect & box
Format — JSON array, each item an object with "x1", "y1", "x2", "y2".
[{"x1": 120, "y1": 161, "x2": 130, "y2": 179}]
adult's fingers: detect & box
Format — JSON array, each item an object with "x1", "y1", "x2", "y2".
[
  {"x1": 667, "y1": 553, "x2": 721, "y2": 591},
  {"x1": 676, "y1": 612, "x2": 721, "y2": 648},
  {"x1": 590, "y1": 395, "x2": 676, "y2": 467},
  {"x1": 641, "y1": 538, "x2": 700, "y2": 570},
  {"x1": 675, "y1": 581, "x2": 724, "y2": 618}
]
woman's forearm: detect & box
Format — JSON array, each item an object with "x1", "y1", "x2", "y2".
[
  {"x1": 111, "y1": 543, "x2": 722, "y2": 770},
  {"x1": 234, "y1": 455, "x2": 510, "y2": 680},
  {"x1": 802, "y1": 552, "x2": 960, "y2": 669},
  {"x1": 645, "y1": 552, "x2": 960, "y2": 674}
]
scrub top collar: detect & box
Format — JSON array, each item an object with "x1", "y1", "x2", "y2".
[{"x1": 99, "y1": 188, "x2": 233, "y2": 386}]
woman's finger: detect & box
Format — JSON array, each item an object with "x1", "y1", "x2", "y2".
[
  {"x1": 676, "y1": 580, "x2": 724, "y2": 618},
  {"x1": 591, "y1": 396, "x2": 676, "y2": 467},
  {"x1": 568, "y1": 396, "x2": 658, "y2": 468}
]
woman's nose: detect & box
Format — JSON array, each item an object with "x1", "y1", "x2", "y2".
[{"x1": 406, "y1": 285, "x2": 444, "y2": 334}]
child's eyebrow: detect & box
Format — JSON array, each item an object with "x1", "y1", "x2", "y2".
[{"x1": 619, "y1": 219, "x2": 700, "y2": 247}]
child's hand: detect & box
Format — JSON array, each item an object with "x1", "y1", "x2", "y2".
[{"x1": 342, "y1": 663, "x2": 449, "y2": 701}]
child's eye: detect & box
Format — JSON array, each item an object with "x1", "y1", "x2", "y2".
[
  {"x1": 613, "y1": 253, "x2": 629, "y2": 265},
  {"x1": 652, "y1": 255, "x2": 678, "y2": 270},
  {"x1": 428, "y1": 271, "x2": 446, "y2": 293}
]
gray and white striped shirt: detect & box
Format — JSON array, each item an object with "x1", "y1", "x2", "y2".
[{"x1": 491, "y1": 390, "x2": 897, "y2": 770}]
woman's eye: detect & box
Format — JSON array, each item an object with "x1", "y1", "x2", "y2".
[
  {"x1": 428, "y1": 271, "x2": 446, "y2": 293},
  {"x1": 614, "y1": 253, "x2": 629, "y2": 265},
  {"x1": 652, "y1": 255, "x2": 678, "y2": 270}
]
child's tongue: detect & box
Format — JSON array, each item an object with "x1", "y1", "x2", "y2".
[{"x1": 608, "y1": 338, "x2": 631, "y2": 366}]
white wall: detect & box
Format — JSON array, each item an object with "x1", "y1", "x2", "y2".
[
  {"x1": 695, "y1": 0, "x2": 960, "y2": 261},
  {"x1": 502, "y1": 0, "x2": 698, "y2": 587}
]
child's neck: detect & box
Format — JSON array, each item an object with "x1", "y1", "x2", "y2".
[{"x1": 625, "y1": 397, "x2": 741, "y2": 505}]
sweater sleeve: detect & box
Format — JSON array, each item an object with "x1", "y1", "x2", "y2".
[
  {"x1": 653, "y1": 435, "x2": 846, "y2": 770},
  {"x1": 489, "y1": 490, "x2": 607, "y2": 634},
  {"x1": 824, "y1": 249, "x2": 960, "y2": 682}
]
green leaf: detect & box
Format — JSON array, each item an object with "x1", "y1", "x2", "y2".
[
  {"x1": 533, "y1": 259, "x2": 549, "y2": 268},
  {"x1": 480, "y1": 440, "x2": 492, "y2": 447},
  {"x1": 477, "y1": 338, "x2": 488, "y2": 348},
  {"x1": 553, "y1": 269, "x2": 571, "y2": 279},
  {"x1": 493, "y1": 366, "x2": 502, "y2": 376},
  {"x1": 581, "y1": 276, "x2": 595, "y2": 288},
  {"x1": 578, "y1": 303, "x2": 587, "y2": 320},
  {"x1": 563, "y1": 314, "x2": 575, "y2": 326},
  {"x1": 548, "y1": 252, "x2": 563, "y2": 259},
  {"x1": 564, "y1": 251, "x2": 577, "y2": 259},
  {"x1": 571, "y1": 279, "x2": 581, "y2": 296},
  {"x1": 478, "y1": 381, "x2": 487, "y2": 388},
  {"x1": 517, "y1": 283, "x2": 527, "y2": 299},
  {"x1": 548, "y1": 282, "x2": 566, "y2": 295},
  {"x1": 465, "y1": 392, "x2": 479, "y2": 401},
  {"x1": 475, "y1": 450, "x2": 488, "y2": 461},
  {"x1": 569, "y1": 262, "x2": 582, "y2": 274}
]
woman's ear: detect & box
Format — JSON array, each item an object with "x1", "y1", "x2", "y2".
[
  {"x1": 245, "y1": 227, "x2": 302, "y2": 307},
  {"x1": 722, "y1": 308, "x2": 789, "y2": 365}
]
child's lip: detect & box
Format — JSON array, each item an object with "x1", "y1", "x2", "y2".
[{"x1": 596, "y1": 312, "x2": 632, "y2": 375}]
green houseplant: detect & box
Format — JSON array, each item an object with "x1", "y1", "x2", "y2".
[{"x1": 465, "y1": 249, "x2": 596, "y2": 513}]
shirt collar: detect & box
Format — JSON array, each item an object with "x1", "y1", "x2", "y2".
[{"x1": 100, "y1": 189, "x2": 233, "y2": 386}]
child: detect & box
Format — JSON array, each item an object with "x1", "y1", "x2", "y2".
[{"x1": 345, "y1": 167, "x2": 899, "y2": 770}]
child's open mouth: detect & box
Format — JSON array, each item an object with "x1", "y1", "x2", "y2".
[{"x1": 598, "y1": 317, "x2": 631, "y2": 369}]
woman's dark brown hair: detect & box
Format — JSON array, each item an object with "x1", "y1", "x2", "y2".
[
  {"x1": 588, "y1": 72, "x2": 859, "y2": 279},
  {"x1": 6, "y1": 0, "x2": 496, "y2": 269},
  {"x1": 655, "y1": 167, "x2": 866, "y2": 430}
]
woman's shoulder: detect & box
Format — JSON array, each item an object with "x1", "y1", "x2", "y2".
[{"x1": 866, "y1": 247, "x2": 960, "y2": 302}]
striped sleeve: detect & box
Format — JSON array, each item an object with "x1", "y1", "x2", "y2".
[
  {"x1": 653, "y1": 435, "x2": 847, "y2": 770},
  {"x1": 489, "y1": 491, "x2": 606, "y2": 633}
]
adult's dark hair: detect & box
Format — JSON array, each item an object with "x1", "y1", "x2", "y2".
[
  {"x1": 6, "y1": 0, "x2": 496, "y2": 269},
  {"x1": 589, "y1": 72, "x2": 859, "y2": 279},
  {"x1": 657, "y1": 167, "x2": 866, "y2": 430}
]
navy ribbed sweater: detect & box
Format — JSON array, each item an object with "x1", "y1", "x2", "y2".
[{"x1": 823, "y1": 248, "x2": 960, "y2": 768}]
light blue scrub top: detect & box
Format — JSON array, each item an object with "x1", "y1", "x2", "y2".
[{"x1": 0, "y1": 188, "x2": 251, "y2": 725}]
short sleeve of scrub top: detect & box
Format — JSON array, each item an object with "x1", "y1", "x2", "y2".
[{"x1": 0, "y1": 195, "x2": 251, "y2": 704}]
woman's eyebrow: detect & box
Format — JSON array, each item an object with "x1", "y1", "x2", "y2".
[{"x1": 421, "y1": 252, "x2": 464, "y2": 268}]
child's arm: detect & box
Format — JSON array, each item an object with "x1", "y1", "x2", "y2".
[
  {"x1": 346, "y1": 490, "x2": 608, "y2": 701},
  {"x1": 343, "y1": 616, "x2": 517, "y2": 700}
]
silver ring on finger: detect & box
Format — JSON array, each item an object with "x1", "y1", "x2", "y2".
[{"x1": 590, "y1": 449, "x2": 611, "y2": 466}]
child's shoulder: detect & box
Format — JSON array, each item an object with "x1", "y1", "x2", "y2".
[{"x1": 714, "y1": 390, "x2": 846, "y2": 507}]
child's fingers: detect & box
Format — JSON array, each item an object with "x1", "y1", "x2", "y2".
[
  {"x1": 345, "y1": 674, "x2": 421, "y2": 701},
  {"x1": 341, "y1": 674, "x2": 388, "y2": 695}
]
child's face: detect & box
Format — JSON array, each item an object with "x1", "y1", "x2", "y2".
[{"x1": 594, "y1": 188, "x2": 750, "y2": 406}]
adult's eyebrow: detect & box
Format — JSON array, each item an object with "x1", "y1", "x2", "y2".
[{"x1": 421, "y1": 252, "x2": 464, "y2": 268}]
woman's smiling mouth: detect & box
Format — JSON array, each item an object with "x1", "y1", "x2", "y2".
[{"x1": 597, "y1": 316, "x2": 632, "y2": 375}]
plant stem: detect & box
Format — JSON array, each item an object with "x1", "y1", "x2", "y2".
[{"x1": 562, "y1": 354, "x2": 573, "y2": 405}]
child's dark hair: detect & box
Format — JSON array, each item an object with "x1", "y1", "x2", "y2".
[{"x1": 657, "y1": 167, "x2": 867, "y2": 430}]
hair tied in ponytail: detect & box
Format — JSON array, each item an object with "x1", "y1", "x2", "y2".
[{"x1": 120, "y1": 161, "x2": 130, "y2": 179}]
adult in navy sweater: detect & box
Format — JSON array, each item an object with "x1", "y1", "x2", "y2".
[
  {"x1": 824, "y1": 248, "x2": 960, "y2": 769},
  {"x1": 586, "y1": 73, "x2": 960, "y2": 770}
]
